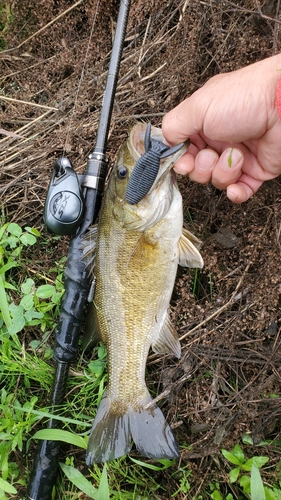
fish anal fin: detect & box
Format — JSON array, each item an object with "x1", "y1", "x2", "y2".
[
  {"x1": 179, "y1": 228, "x2": 204, "y2": 268},
  {"x1": 82, "y1": 302, "x2": 102, "y2": 351},
  {"x1": 151, "y1": 313, "x2": 181, "y2": 359},
  {"x1": 86, "y1": 391, "x2": 178, "y2": 465}
]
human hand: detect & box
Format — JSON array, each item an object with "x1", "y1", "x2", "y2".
[{"x1": 162, "y1": 54, "x2": 281, "y2": 203}]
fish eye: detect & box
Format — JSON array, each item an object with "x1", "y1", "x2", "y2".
[{"x1": 117, "y1": 165, "x2": 128, "y2": 179}]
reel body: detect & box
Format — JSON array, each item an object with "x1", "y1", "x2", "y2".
[{"x1": 44, "y1": 157, "x2": 84, "y2": 236}]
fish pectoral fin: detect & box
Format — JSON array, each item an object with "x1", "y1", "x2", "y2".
[
  {"x1": 86, "y1": 391, "x2": 178, "y2": 465},
  {"x1": 178, "y1": 228, "x2": 204, "y2": 268},
  {"x1": 151, "y1": 313, "x2": 181, "y2": 359},
  {"x1": 82, "y1": 302, "x2": 102, "y2": 351},
  {"x1": 82, "y1": 224, "x2": 98, "y2": 275}
]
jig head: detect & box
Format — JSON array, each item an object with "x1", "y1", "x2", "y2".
[{"x1": 125, "y1": 122, "x2": 184, "y2": 205}]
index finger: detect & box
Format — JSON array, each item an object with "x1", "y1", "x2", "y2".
[{"x1": 162, "y1": 94, "x2": 205, "y2": 145}]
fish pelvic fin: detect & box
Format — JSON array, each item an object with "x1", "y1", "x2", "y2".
[
  {"x1": 86, "y1": 392, "x2": 179, "y2": 464},
  {"x1": 178, "y1": 227, "x2": 204, "y2": 268}
]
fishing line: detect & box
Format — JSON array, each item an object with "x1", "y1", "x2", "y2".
[{"x1": 63, "y1": 0, "x2": 101, "y2": 154}]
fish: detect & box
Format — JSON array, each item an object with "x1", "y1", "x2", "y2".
[{"x1": 83, "y1": 122, "x2": 203, "y2": 464}]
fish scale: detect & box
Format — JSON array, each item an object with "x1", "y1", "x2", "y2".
[{"x1": 83, "y1": 122, "x2": 204, "y2": 464}]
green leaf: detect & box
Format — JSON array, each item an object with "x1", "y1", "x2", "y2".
[
  {"x1": 88, "y1": 360, "x2": 105, "y2": 377},
  {"x1": 0, "y1": 260, "x2": 18, "y2": 276},
  {"x1": 96, "y1": 464, "x2": 110, "y2": 500},
  {"x1": 252, "y1": 457, "x2": 269, "y2": 469},
  {"x1": 242, "y1": 434, "x2": 253, "y2": 445},
  {"x1": 222, "y1": 449, "x2": 242, "y2": 466},
  {"x1": 251, "y1": 464, "x2": 266, "y2": 500},
  {"x1": 211, "y1": 491, "x2": 223, "y2": 500},
  {"x1": 242, "y1": 458, "x2": 254, "y2": 471},
  {"x1": 98, "y1": 344, "x2": 107, "y2": 359},
  {"x1": 25, "y1": 226, "x2": 41, "y2": 237},
  {"x1": 242, "y1": 434, "x2": 272, "y2": 447},
  {"x1": 3, "y1": 282, "x2": 17, "y2": 291},
  {"x1": 6, "y1": 235, "x2": 18, "y2": 248},
  {"x1": 21, "y1": 278, "x2": 35, "y2": 294},
  {"x1": 20, "y1": 294, "x2": 34, "y2": 310},
  {"x1": 51, "y1": 291, "x2": 64, "y2": 304},
  {"x1": 29, "y1": 340, "x2": 40, "y2": 350},
  {"x1": 0, "y1": 477, "x2": 17, "y2": 494},
  {"x1": 272, "y1": 487, "x2": 281, "y2": 500},
  {"x1": 20, "y1": 233, "x2": 37, "y2": 246},
  {"x1": 130, "y1": 457, "x2": 175, "y2": 470},
  {"x1": 0, "y1": 274, "x2": 12, "y2": 328},
  {"x1": 0, "y1": 223, "x2": 8, "y2": 240},
  {"x1": 240, "y1": 475, "x2": 250, "y2": 492},
  {"x1": 24, "y1": 309, "x2": 44, "y2": 322},
  {"x1": 157, "y1": 458, "x2": 176, "y2": 469},
  {"x1": 265, "y1": 486, "x2": 281, "y2": 500},
  {"x1": 232, "y1": 443, "x2": 245, "y2": 463},
  {"x1": 242, "y1": 456, "x2": 268, "y2": 472},
  {"x1": 7, "y1": 223, "x2": 22, "y2": 237},
  {"x1": 15, "y1": 406, "x2": 91, "y2": 427},
  {"x1": 8, "y1": 304, "x2": 25, "y2": 335},
  {"x1": 32, "y1": 429, "x2": 87, "y2": 449},
  {"x1": 60, "y1": 463, "x2": 98, "y2": 499},
  {"x1": 36, "y1": 284, "x2": 56, "y2": 299},
  {"x1": 229, "y1": 466, "x2": 240, "y2": 483}
]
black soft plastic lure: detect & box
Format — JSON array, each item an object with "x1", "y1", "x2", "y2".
[{"x1": 125, "y1": 123, "x2": 184, "y2": 205}]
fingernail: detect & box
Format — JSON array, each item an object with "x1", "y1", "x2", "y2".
[
  {"x1": 227, "y1": 188, "x2": 239, "y2": 202},
  {"x1": 196, "y1": 150, "x2": 218, "y2": 171},
  {"x1": 223, "y1": 148, "x2": 242, "y2": 169}
]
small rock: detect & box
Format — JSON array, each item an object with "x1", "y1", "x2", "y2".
[{"x1": 211, "y1": 227, "x2": 240, "y2": 248}]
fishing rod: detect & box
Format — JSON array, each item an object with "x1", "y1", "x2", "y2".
[{"x1": 27, "y1": 1, "x2": 131, "y2": 498}]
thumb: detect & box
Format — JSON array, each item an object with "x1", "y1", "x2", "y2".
[{"x1": 162, "y1": 91, "x2": 206, "y2": 145}]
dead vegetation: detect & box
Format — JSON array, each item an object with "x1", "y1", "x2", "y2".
[{"x1": 1, "y1": 0, "x2": 281, "y2": 497}]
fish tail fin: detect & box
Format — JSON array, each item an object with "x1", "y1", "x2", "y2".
[
  {"x1": 86, "y1": 393, "x2": 178, "y2": 464},
  {"x1": 86, "y1": 395, "x2": 131, "y2": 465},
  {"x1": 129, "y1": 394, "x2": 179, "y2": 461}
]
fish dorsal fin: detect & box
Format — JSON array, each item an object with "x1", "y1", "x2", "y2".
[
  {"x1": 82, "y1": 302, "x2": 102, "y2": 351},
  {"x1": 178, "y1": 227, "x2": 204, "y2": 268},
  {"x1": 151, "y1": 312, "x2": 181, "y2": 359}
]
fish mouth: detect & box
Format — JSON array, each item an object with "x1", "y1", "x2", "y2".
[
  {"x1": 127, "y1": 123, "x2": 147, "y2": 158},
  {"x1": 126, "y1": 123, "x2": 189, "y2": 204}
]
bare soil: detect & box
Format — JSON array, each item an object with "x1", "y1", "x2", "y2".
[{"x1": 1, "y1": 0, "x2": 281, "y2": 497}]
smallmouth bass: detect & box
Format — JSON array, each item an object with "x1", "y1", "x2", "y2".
[{"x1": 83, "y1": 122, "x2": 203, "y2": 464}]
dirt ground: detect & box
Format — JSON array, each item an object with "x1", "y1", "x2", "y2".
[{"x1": 1, "y1": 0, "x2": 281, "y2": 497}]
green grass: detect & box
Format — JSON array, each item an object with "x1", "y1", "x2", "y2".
[
  {"x1": 2, "y1": 222, "x2": 281, "y2": 499},
  {"x1": 0, "y1": 2, "x2": 14, "y2": 50}
]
